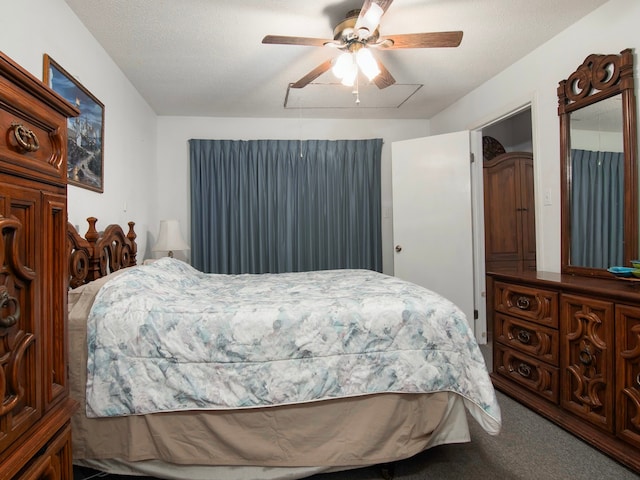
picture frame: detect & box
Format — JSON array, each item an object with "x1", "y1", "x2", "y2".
[{"x1": 43, "y1": 54, "x2": 104, "y2": 193}]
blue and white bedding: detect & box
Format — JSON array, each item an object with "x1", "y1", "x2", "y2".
[{"x1": 85, "y1": 258, "x2": 501, "y2": 434}]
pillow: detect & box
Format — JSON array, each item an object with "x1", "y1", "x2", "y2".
[{"x1": 68, "y1": 270, "x2": 126, "y2": 321}]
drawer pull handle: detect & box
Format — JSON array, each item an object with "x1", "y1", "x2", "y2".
[
  {"x1": 517, "y1": 363, "x2": 532, "y2": 378},
  {"x1": 636, "y1": 373, "x2": 640, "y2": 387},
  {"x1": 515, "y1": 296, "x2": 531, "y2": 310},
  {"x1": 0, "y1": 286, "x2": 20, "y2": 328},
  {"x1": 11, "y1": 123, "x2": 40, "y2": 153},
  {"x1": 579, "y1": 347, "x2": 593, "y2": 366},
  {"x1": 517, "y1": 329, "x2": 532, "y2": 344}
]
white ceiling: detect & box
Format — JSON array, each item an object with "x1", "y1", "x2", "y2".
[{"x1": 63, "y1": 0, "x2": 609, "y2": 120}]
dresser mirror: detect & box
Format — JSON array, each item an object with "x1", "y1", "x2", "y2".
[{"x1": 559, "y1": 49, "x2": 638, "y2": 277}]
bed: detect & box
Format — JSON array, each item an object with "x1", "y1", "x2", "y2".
[{"x1": 67, "y1": 218, "x2": 501, "y2": 480}]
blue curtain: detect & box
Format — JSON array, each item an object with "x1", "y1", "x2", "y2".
[
  {"x1": 570, "y1": 149, "x2": 624, "y2": 268},
  {"x1": 190, "y1": 139, "x2": 382, "y2": 274}
]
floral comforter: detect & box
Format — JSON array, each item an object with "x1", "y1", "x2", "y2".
[{"x1": 85, "y1": 258, "x2": 501, "y2": 433}]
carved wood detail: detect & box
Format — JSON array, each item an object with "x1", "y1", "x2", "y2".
[
  {"x1": 0, "y1": 216, "x2": 36, "y2": 422},
  {"x1": 563, "y1": 53, "x2": 625, "y2": 103},
  {"x1": 68, "y1": 218, "x2": 138, "y2": 288},
  {"x1": 616, "y1": 305, "x2": 640, "y2": 449},
  {"x1": 562, "y1": 295, "x2": 614, "y2": 432}
]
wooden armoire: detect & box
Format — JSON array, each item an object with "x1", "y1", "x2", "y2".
[
  {"x1": 0, "y1": 52, "x2": 79, "y2": 479},
  {"x1": 483, "y1": 151, "x2": 536, "y2": 273}
]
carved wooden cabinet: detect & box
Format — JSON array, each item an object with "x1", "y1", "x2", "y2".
[
  {"x1": 0, "y1": 52, "x2": 79, "y2": 479},
  {"x1": 616, "y1": 304, "x2": 640, "y2": 450},
  {"x1": 483, "y1": 152, "x2": 536, "y2": 273},
  {"x1": 489, "y1": 270, "x2": 640, "y2": 473},
  {"x1": 561, "y1": 294, "x2": 615, "y2": 432}
]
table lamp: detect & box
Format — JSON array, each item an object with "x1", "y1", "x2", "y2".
[{"x1": 152, "y1": 219, "x2": 190, "y2": 258}]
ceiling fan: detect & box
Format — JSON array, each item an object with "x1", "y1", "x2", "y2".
[{"x1": 262, "y1": 0, "x2": 463, "y2": 91}]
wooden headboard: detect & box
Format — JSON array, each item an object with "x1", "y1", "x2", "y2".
[{"x1": 68, "y1": 217, "x2": 138, "y2": 288}]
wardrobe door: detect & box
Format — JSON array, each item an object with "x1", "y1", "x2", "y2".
[
  {"x1": 484, "y1": 152, "x2": 535, "y2": 272},
  {"x1": 519, "y1": 157, "x2": 536, "y2": 266}
]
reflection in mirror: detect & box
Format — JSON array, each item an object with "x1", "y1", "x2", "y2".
[
  {"x1": 569, "y1": 96, "x2": 624, "y2": 268},
  {"x1": 558, "y1": 49, "x2": 637, "y2": 278}
]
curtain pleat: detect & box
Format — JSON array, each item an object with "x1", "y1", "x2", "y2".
[
  {"x1": 189, "y1": 138, "x2": 382, "y2": 274},
  {"x1": 570, "y1": 149, "x2": 624, "y2": 268}
]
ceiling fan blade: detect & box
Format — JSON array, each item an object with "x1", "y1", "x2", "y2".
[
  {"x1": 379, "y1": 31, "x2": 463, "y2": 49},
  {"x1": 290, "y1": 59, "x2": 334, "y2": 89},
  {"x1": 262, "y1": 35, "x2": 332, "y2": 47},
  {"x1": 355, "y1": 0, "x2": 394, "y2": 35},
  {"x1": 373, "y1": 61, "x2": 395, "y2": 89}
]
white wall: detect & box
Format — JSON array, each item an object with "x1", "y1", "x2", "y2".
[
  {"x1": 572, "y1": 130, "x2": 624, "y2": 152},
  {"x1": 430, "y1": 0, "x2": 640, "y2": 273},
  {"x1": 4, "y1": 0, "x2": 638, "y2": 276},
  {"x1": 1, "y1": 0, "x2": 158, "y2": 259},
  {"x1": 155, "y1": 117, "x2": 429, "y2": 274}
]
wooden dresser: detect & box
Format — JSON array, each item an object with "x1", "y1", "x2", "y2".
[
  {"x1": 489, "y1": 270, "x2": 640, "y2": 473},
  {"x1": 0, "y1": 52, "x2": 79, "y2": 479}
]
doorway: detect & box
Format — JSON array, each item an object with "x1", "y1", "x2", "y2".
[{"x1": 479, "y1": 108, "x2": 534, "y2": 344}]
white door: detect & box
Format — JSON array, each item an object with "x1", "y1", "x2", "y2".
[{"x1": 392, "y1": 131, "x2": 475, "y2": 328}]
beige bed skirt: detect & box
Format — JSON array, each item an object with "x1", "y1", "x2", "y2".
[
  {"x1": 74, "y1": 392, "x2": 469, "y2": 480},
  {"x1": 72, "y1": 390, "x2": 469, "y2": 466},
  {"x1": 69, "y1": 273, "x2": 471, "y2": 473}
]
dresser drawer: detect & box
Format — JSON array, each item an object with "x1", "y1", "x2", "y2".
[
  {"x1": 494, "y1": 281, "x2": 558, "y2": 328},
  {"x1": 494, "y1": 343, "x2": 559, "y2": 404},
  {"x1": 494, "y1": 312, "x2": 559, "y2": 366},
  {"x1": 0, "y1": 71, "x2": 70, "y2": 186},
  {"x1": 16, "y1": 423, "x2": 73, "y2": 480}
]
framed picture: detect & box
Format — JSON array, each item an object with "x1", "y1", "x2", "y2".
[{"x1": 43, "y1": 54, "x2": 104, "y2": 193}]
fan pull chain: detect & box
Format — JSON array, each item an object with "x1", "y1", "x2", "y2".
[{"x1": 298, "y1": 97, "x2": 304, "y2": 158}]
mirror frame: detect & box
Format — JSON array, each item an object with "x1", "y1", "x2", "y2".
[{"x1": 559, "y1": 49, "x2": 638, "y2": 277}]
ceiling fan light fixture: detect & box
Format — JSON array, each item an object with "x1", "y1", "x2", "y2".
[
  {"x1": 341, "y1": 57, "x2": 358, "y2": 86},
  {"x1": 358, "y1": 3, "x2": 384, "y2": 36},
  {"x1": 332, "y1": 51, "x2": 353, "y2": 79},
  {"x1": 265, "y1": 1, "x2": 463, "y2": 91},
  {"x1": 356, "y1": 48, "x2": 380, "y2": 81},
  {"x1": 332, "y1": 51, "x2": 358, "y2": 86}
]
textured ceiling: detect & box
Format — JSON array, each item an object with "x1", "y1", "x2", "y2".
[{"x1": 63, "y1": 0, "x2": 609, "y2": 120}]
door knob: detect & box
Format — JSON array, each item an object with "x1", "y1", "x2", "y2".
[{"x1": 395, "y1": 245, "x2": 402, "y2": 253}]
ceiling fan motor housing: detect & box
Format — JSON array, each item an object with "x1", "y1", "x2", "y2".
[{"x1": 333, "y1": 9, "x2": 380, "y2": 44}]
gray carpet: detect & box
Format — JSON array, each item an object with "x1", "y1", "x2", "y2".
[{"x1": 73, "y1": 344, "x2": 640, "y2": 480}]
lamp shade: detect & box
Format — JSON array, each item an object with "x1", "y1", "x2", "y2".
[{"x1": 152, "y1": 219, "x2": 190, "y2": 257}]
